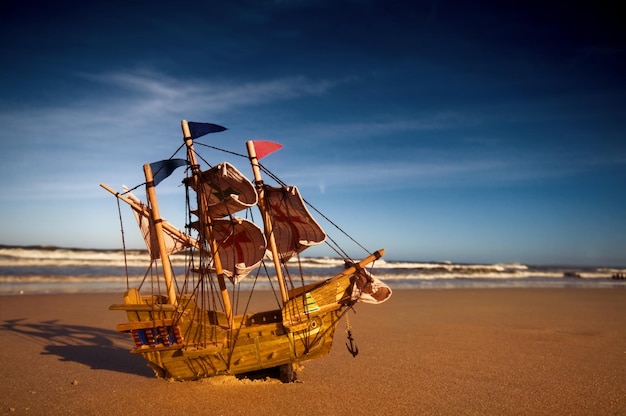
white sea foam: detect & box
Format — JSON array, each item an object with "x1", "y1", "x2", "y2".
[
  {"x1": 0, "y1": 246, "x2": 187, "y2": 268},
  {"x1": 1, "y1": 245, "x2": 624, "y2": 295}
]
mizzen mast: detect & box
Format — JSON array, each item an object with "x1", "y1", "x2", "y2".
[{"x1": 246, "y1": 140, "x2": 290, "y2": 305}]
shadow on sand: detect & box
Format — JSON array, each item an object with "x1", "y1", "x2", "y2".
[{"x1": 0, "y1": 318, "x2": 153, "y2": 377}]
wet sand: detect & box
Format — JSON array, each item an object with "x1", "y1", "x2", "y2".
[{"x1": 1, "y1": 289, "x2": 625, "y2": 415}]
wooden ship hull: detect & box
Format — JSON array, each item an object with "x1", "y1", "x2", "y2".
[{"x1": 111, "y1": 270, "x2": 355, "y2": 381}]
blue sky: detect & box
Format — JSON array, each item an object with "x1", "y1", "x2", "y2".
[{"x1": 1, "y1": 1, "x2": 625, "y2": 266}]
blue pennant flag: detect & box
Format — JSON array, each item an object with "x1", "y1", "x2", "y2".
[
  {"x1": 150, "y1": 159, "x2": 189, "y2": 186},
  {"x1": 188, "y1": 122, "x2": 227, "y2": 139}
]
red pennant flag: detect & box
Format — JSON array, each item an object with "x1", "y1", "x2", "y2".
[{"x1": 253, "y1": 140, "x2": 283, "y2": 159}]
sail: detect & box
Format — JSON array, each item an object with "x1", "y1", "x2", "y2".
[
  {"x1": 350, "y1": 267, "x2": 393, "y2": 304},
  {"x1": 209, "y1": 217, "x2": 267, "y2": 283},
  {"x1": 125, "y1": 190, "x2": 193, "y2": 259},
  {"x1": 187, "y1": 162, "x2": 258, "y2": 218},
  {"x1": 265, "y1": 186, "x2": 326, "y2": 262}
]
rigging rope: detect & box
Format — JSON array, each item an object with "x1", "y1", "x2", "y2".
[{"x1": 115, "y1": 198, "x2": 130, "y2": 290}]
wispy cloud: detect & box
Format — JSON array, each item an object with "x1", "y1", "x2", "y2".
[
  {"x1": 2, "y1": 70, "x2": 622, "y2": 202},
  {"x1": 81, "y1": 70, "x2": 337, "y2": 118},
  {"x1": 281, "y1": 158, "x2": 507, "y2": 191},
  {"x1": 2, "y1": 70, "x2": 340, "y2": 146},
  {"x1": 1, "y1": 70, "x2": 341, "y2": 155},
  {"x1": 278, "y1": 150, "x2": 625, "y2": 193},
  {"x1": 0, "y1": 71, "x2": 341, "y2": 200},
  {"x1": 277, "y1": 111, "x2": 485, "y2": 142}
]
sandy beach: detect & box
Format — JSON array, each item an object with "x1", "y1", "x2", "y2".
[{"x1": 1, "y1": 289, "x2": 625, "y2": 415}]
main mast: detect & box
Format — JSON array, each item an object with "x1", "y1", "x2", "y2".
[{"x1": 182, "y1": 120, "x2": 234, "y2": 328}]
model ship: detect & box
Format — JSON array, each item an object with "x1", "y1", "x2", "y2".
[{"x1": 100, "y1": 120, "x2": 391, "y2": 382}]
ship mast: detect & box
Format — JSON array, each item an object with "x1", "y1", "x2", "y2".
[
  {"x1": 182, "y1": 120, "x2": 234, "y2": 328},
  {"x1": 246, "y1": 140, "x2": 290, "y2": 305},
  {"x1": 143, "y1": 163, "x2": 178, "y2": 305}
]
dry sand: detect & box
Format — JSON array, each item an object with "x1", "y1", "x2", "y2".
[{"x1": 1, "y1": 289, "x2": 625, "y2": 415}]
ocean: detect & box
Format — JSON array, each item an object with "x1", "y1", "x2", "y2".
[{"x1": 1, "y1": 245, "x2": 624, "y2": 295}]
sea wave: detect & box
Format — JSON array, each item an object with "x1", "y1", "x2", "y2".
[{"x1": 1, "y1": 245, "x2": 624, "y2": 295}]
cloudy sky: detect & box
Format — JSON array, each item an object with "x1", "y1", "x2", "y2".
[{"x1": 1, "y1": 1, "x2": 624, "y2": 265}]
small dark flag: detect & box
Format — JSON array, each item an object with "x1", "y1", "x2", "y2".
[
  {"x1": 188, "y1": 122, "x2": 227, "y2": 139},
  {"x1": 150, "y1": 159, "x2": 189, "y2": 186},
  {"x1": 253, "y1": 141, "x2": 283, "y2": 159}
]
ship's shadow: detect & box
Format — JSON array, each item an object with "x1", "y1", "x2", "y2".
[{"x1": 1, "y1": 318, "x2": 153, "y2": 377}]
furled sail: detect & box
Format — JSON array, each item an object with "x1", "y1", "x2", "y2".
[
  {"x1": 265, "y1": 186, "x2": 326, "y2": 262},
  {"x1": 188, "y1": 162, "x2": 258, "y2": 218},
  {"x1": 350, "y1": 267, "x2": 393, "y2": 305},
  {"x1": 125, "y1": 190, "x2": 194, "y2": 259}
]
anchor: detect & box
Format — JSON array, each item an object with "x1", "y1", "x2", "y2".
[{"x1": 345, "y1": 330, "x2": 359, "y2": 357}]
